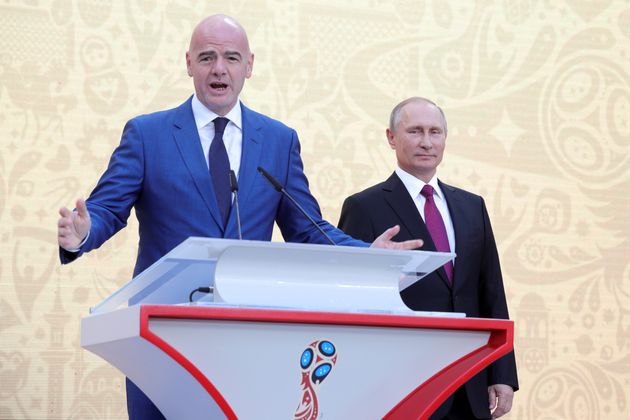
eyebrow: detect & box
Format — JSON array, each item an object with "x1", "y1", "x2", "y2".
[
  {"x1": 197, "y1": 50, "x2": 215, "y2": 59},
  {"x1": 197, "y1": 50, "x2": 243, "y2": 60},
  {"x1": 407, "y1": 125, "x2": 443, "y2": 130},
  {"x1": 224, "y1": 50, "x2": 243, "y2": 60}
]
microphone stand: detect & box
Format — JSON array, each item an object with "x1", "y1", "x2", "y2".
[
  {"x1": 257, "y1": 166, "x2": 336, "y2": 246},
  {"x1": 229, "y1": 169, "x2": 242, "y2": 240}
]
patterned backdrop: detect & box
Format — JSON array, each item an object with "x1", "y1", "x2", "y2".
[{"x1": 1, "y1": 0, "x2": 629, "y2": 419}]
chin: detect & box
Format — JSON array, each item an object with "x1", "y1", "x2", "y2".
[{"x1": 206, "y1": 100, "x2": 234, "y2": 114}]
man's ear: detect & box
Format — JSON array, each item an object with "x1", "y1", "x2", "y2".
[
  {"x1": 186, "y1": 51, "x2": 193, "y2": 77},
  {"x1": 246, "y1": 53, "x2": 254, "y2": 78},
  {"x1": 386, "y1": 128, "x2": 396, "y2": 149}
]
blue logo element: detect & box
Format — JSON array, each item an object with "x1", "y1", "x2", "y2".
[
  {"x1": 318, "y1": 341, "x2": 335, "y2": 356},
  {"x1": 300, "y1": 348, "x2": 314, "y2": 369},
  {"x1": 312, "y1": 363, "x2": 332, "y2": 383}
]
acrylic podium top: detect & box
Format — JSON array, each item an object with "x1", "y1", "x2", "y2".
[{"x1": 89, "y1": 237, "x2": 455, "y2": 315}]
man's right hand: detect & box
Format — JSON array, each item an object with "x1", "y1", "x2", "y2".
[{"x1": 58, "y1": 198, "x2": 91, "y2": 250}]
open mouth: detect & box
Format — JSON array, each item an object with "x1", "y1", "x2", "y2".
[{"x1": 210, "y1": 82, "x2": 228, "y2": 91}]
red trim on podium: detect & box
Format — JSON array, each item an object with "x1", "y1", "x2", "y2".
[
  {"x1": 385, "y1": 327, "x2": 512, "y2": 419},
  {"x1": 139, "y1": 306, "x2": 238, "y2": 419},
  {"x1": 139, "y1": 305, "x2": 513, "y2": 419}
]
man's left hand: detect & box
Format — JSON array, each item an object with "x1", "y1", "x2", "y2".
[
  {"x1": 488, "y1": 384, "x2": 514, "y2": 419},
  {"x1": 371, "y1": 225, "x2": 423, "y2": 250}
]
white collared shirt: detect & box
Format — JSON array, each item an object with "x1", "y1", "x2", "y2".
[
  {"x1": 191, "y1": 94, "x2": 243, "y2": 178},
  {"x1": 395, "y1": 166, "x2": 456, "y2": 255}
]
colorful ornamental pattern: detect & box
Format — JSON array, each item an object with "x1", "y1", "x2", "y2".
[{"x1": 294, "y1": 340, "x2": 338, "y2": 420}]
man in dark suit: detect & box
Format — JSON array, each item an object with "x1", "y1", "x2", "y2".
[
  {"x1": 338, "y1": 97, "x2": 518, "y2": 419},
  {"x1": 57, "y1": 15, "x2": 421, "y2": 420}
]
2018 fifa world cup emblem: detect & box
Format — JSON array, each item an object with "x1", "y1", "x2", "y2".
[{"x1": 294, "y1": 340, "x2": 337, "y2": 420}]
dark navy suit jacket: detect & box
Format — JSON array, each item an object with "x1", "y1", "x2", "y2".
[{"x1": 338, "y1": 172, "x2": 518, "y2": 419}]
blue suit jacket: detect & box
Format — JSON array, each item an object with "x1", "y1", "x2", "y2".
[{"x1": 62, "y1": 97, "x2": 366, "y2": 276}]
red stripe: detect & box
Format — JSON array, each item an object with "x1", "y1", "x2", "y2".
[
  {"x1": 384, "y1": 328, "x2": 512, "y2": 419},
  {"x1": 139, "y1": 305, "x2": 238, "y2": 419}
]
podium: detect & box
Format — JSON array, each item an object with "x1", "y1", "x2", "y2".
[{"x1": 81, "y1": 238, "x2": 514, "y2": 419}]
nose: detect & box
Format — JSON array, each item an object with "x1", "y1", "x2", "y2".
[
  {"x1": 212, "y1": 57, "x2": 227, "y2": 76},
  {"x1": 418, "y1": 133, "x2": 432, "y2": 149}
]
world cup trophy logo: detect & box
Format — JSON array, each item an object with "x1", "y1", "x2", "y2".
[{"x1": 294, "y1": 340, "x2": 337, "y2": 420}]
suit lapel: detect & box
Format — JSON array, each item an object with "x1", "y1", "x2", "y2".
[
  {"x1": 236, "y1": 103, "x2": 263, "y2": 199},
  {"x1": 439, "y1": 180, "x2": 464, "y2": 290},
  {"x1": 224, "y1": 103, "x2": 263, "y2": 236},
  {"x1": 382, "y1": 173, "x2": 427, "y2": 242},
  {"x1": 171, "y1": 97, "x2": 225, "y2": 231},
  {"x1": 383, "y1": 173, "x2": 451, "y2": 288}
]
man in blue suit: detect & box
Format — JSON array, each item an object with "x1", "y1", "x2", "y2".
[{"x1": 57, "y1": 14, "x2": 421, "y2": 419}]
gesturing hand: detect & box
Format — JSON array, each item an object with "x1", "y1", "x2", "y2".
[
  {"x1": 58, "y1": 198, "x2": 91, "y2": 250},
  {"x1": 370, "y1": 225, "x2": 423, "y2": 250}
]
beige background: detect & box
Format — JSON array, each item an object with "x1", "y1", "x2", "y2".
[{"x1": 1, "y1": 0, "x2": 629, "y2": 419}]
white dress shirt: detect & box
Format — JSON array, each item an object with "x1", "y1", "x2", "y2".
[
  {"x1": 191, "y1": 94, "x2": 243, "y2": 178},
  {"x1": 395, "y1": 166, "x2": 456, "y2": 257}
]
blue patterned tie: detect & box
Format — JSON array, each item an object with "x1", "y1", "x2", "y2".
[
  {"x1": 209, "y1": 117, "x2": 231, "y2": 227},
  {"x1": 421, "y1": 184, "x2": 453, "y2": 284}
]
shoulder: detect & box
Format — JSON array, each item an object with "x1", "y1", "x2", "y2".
[
  {"x1": 241, "y1": 104, "x2": 296, "y2": 134},
  {"x1": 131, "y1": 100, "x2": 189, "y2": 125},
  {"x1": 348, "y1": 172, "x2": 401, "y2": 200},
  {"x1": 440, "y1": 180, "x2": 483, "y2": 202},
  {"x1": 439, "y1": 180, "x2": 488, "y2": 217},
  {"x1": 346, "y1": 180, "x2": 389, "y2": 203}
]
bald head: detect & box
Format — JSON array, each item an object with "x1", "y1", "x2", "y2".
[
  {"x1": 189, "y1": 15, "x2": 251, "y2": 55},
  {"x1": 186, "y1": 14, "x2": 254, "y2": 115}
]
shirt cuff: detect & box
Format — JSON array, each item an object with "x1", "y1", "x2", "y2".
[{"x1": 61, "y1": 230, "x2": 90, "y2": 253}]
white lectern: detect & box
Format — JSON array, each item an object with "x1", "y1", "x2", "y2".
[{"x1": 81, "y1": 238, "x2": 514, "y2": 419}]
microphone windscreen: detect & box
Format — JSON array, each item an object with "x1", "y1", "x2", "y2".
[
  {"x1": 229, "y1": 170, "x2": 239, "y2": 192},
  {"x1": 257, "y1": 166, "x2": 283, "y2": 192}
]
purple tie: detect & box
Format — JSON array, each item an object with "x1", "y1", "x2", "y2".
[
  {"x1": 209, "y1": 117, "x2": 231, "y2": 227},
  {"x1": 420, "y1": 184, "x2": 453, "y2": 284}
]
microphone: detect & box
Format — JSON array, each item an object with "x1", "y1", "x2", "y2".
[
  {"x1": 190, "y1": 171, "x2": 240, "y2": 303},
  {"x1": 229, "y1": 169, "x2": 242, "y2": 240},
  {"x1": 257, "y1": 166, "x2": 336, "y2": 246}
]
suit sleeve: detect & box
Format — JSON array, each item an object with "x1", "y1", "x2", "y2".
[
  {"x1": 479, "y1": 198, "x2": 519, "y2": 390},
  {"x1": 276, "y1": 130, "x2": 368, "y2": 247},
  {"x1": 59, "y1": 119, "x2": 144, "y2": 264},
  {"x1": 337, "y1": 195, "x2": 378, "y2": 243}
]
